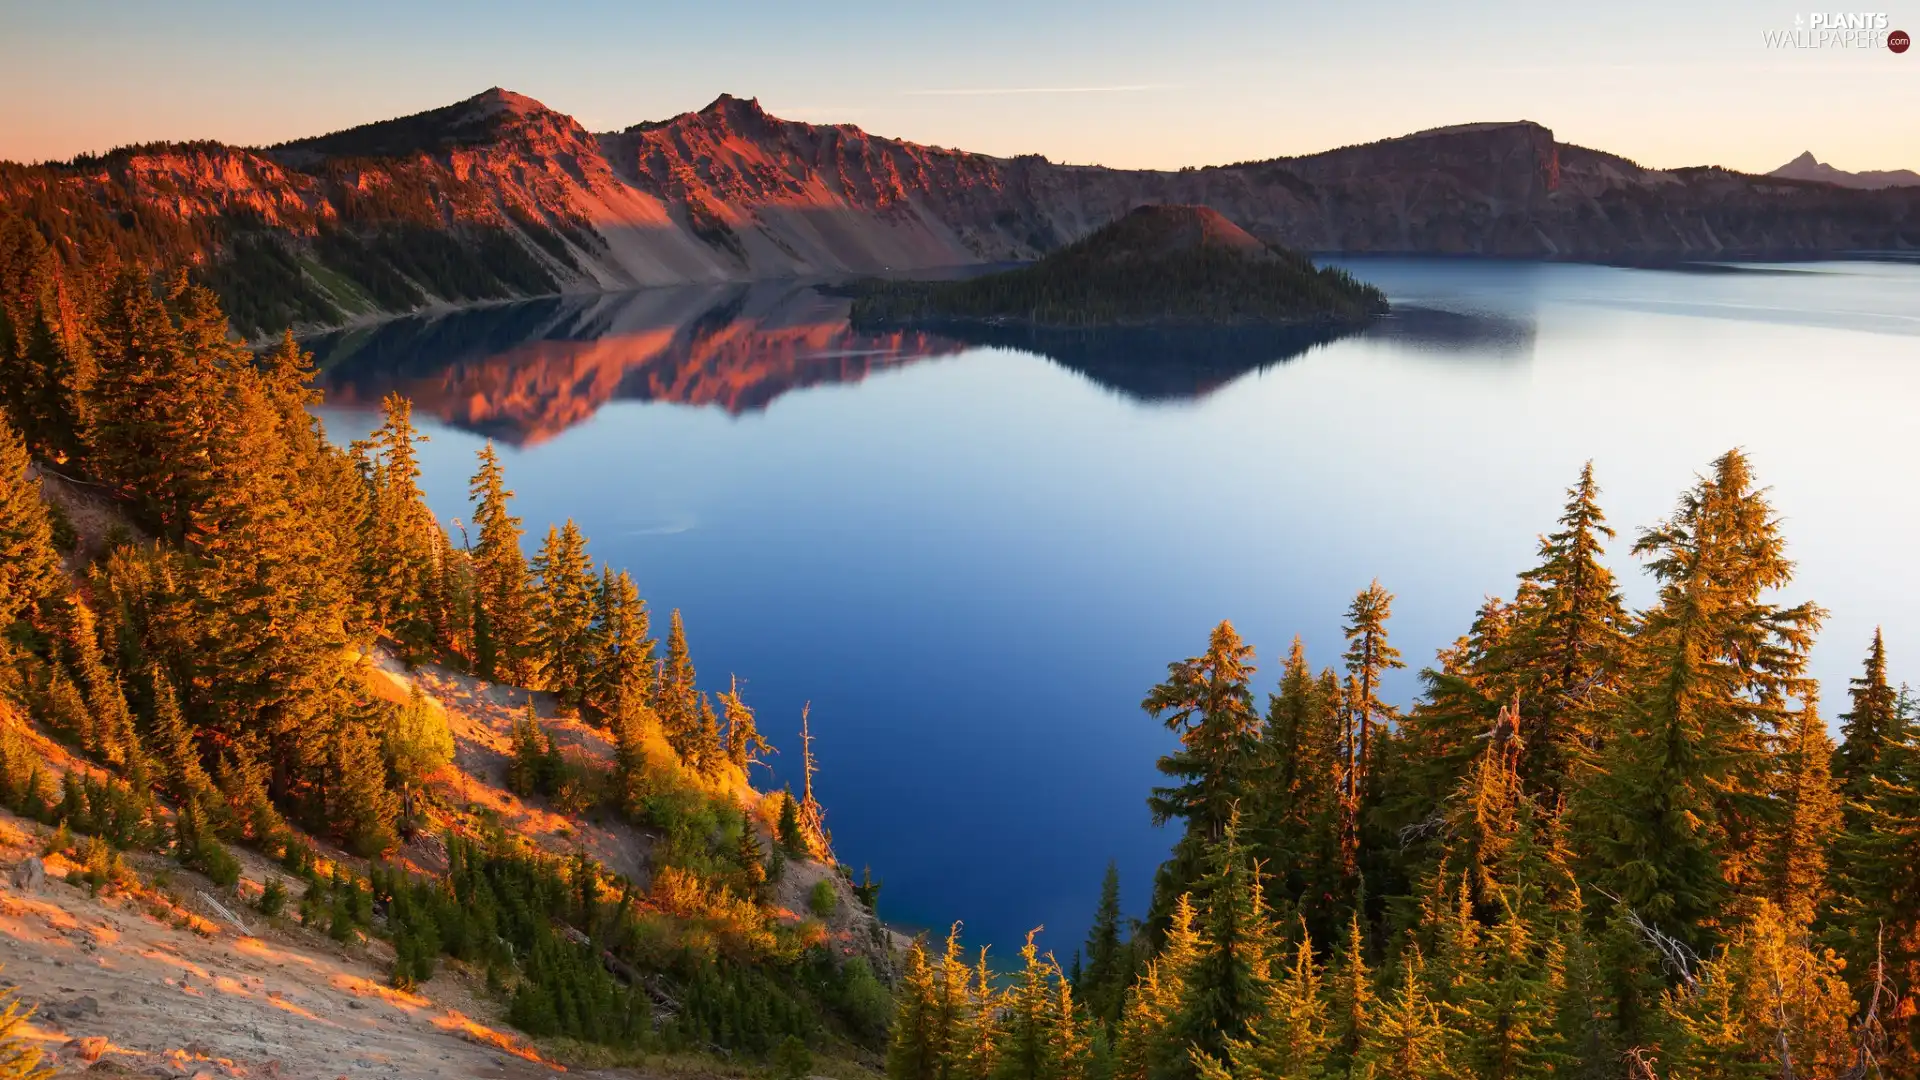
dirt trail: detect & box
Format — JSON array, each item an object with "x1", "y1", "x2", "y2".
[{"x1": 0, "y1": 812, "x2": 581, "y2": 1080}]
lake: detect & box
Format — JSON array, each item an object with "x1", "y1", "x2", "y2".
[{"x1": 310, "y1": 256, "x2": 1920, "y2": 962}]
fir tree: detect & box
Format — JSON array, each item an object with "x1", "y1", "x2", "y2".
[
  {"x1": 1339, "y1": 581, "x2": 1402, "y2": 871},
  {"x1": 0, "y1": 965, "x2": 52, "y2": 1080},
  {"x1": 1171, "y1": 813, "x2": 1277, "y2": 1079},
  {"x1": 1326, "y1": 915, "x2": 1375, "y2": 1080},
  {"x1": 1115, "y1": 893, "x2": 1202, "y2": 1080},
  {"x1": 1507, "y1": 461, "x2": 1631, "y2": 802},
  {"x1": 363, "y1": 393, "x2": 441, "y2": 659},
  {"x1": 890, "y1": 940, "x2": 944, "y2": 1080},
  {"x1": 998, "y1": 931, "x2": 1065, "y2": 1080},
  {"x1": 532, "y1": 519, "x2": 598, "y2": 708},
  {"x1": 0, "y1": 413, "x2": 60, "y2": 629},
  {"x1": 656, "y1": 609, "x2": 700, "y2": 750},
  {"x1": 1355, "y1": 949, "x2": 1455, "y2": 1080},
  {"x1": 1763, "y1": 696, "x2": 1839, "y2": 929},
  {"x1": 1142, "y1": 621, "x2": 1261, "y2": 937},
  {"x1": 468, "y1": 441, "x2": 537, "y2": 684},
  {"x1": 587, "y1": 568, "x2": 651, "y2": 724},
  {"x1": 1206, "y1": 933, "x2": 1331, "y2": 1080},
  {"x1": 1081, "y1": 861, "x2": 1128, "y2": 1029},
  {"x1": 1582, "y1": 450, "x2": 1823, "y2": 948},
  {"x1": 1833, "y1": 628, "x2": 1905, "y2": 815}
]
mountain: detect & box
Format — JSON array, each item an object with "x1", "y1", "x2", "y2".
[
  {"x1": 4, "y1": 88, "x2": 1918, "y2": 336},
  {"x1": 848, "y1": 203, "x2": 1389, "y2": 329},
  {"x1": 1768, "y1": 151, "x2": 1920, "y2": 190}
]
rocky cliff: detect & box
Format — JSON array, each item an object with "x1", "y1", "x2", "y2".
[{"x1": 3, "y1": 88, "x2": 1915, "y2": 335}]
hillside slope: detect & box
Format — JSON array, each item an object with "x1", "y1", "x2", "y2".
[{"x1": 3, "y1": 90, "x2": 1916, "y2": 335}]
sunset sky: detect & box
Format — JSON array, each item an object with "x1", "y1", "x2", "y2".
[{"x1": 3, "y1": 0, "x2": 1914, "y2": 173}]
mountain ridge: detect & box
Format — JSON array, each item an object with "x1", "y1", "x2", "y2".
[
  {"x1": 3, "y1": 87, "x2": 1916, "y2": 335},
  {"x1": 1767, "y1": 150, "x2": 1920, "y2": 190}
]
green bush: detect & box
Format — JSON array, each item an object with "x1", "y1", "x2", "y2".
[
  {"x1": 807, "y1": 880, "x2": 837, "y2": 919},
  {"x1": 771, "y1": 1035, "x2": 812, "y2": 1080},
  {"x1": 257, "y1": 877, "x2": 288, "y2": 917}
]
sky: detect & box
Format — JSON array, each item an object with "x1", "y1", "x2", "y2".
[{"x1": 2, "y1": 0, "x2": 1915, "y2": 173}]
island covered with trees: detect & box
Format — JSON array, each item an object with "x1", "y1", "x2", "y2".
[{"x1": 849, "y1": 205, "x2": 1389, "y2": 331}]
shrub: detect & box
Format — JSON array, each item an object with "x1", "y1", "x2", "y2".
[
  {"x1": 807, "y1": 880, "x2": 837, "y2": 919},
  {"x1": 771, "y1": 1034, "x2": 812, "y2": 1080},
  {"x1": 257, "y1": 877, "x2": 288, "y2": 917}
]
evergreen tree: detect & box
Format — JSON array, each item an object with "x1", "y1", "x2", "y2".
[
  {"x1": 0, "y1": 413, "x2": 60, "y2": 629},
  {"x1": 326, "y1": 720, "x2": 398, "y2": 857},
  {"x1": 656, "y1": 609, "x2": 700, "y2": 750},
  {"x1": 1833, "y1": 628, "x2": 1905, "y2": 815},
  {"x1": 1142, "y1": 621, "x2": 1261, "y2": 937},
  {"x1": 1171, "y1": 813, "x2": 1277, "y2": 1079},
  {"x1": 1115, "y1": 893, "x2": 1202, "y2": 1080},
  {"x1": 1355, "y1": 950, "x2": 1455, "y2": 1080},
  {"x1": 586, "y1": 567, "x2": 651, "y2": 724},
  {"x1": 1204, "y1": 933, "x2": 1331, "y2": 1080},
  {"x1": 468, "y1": 441, "x2": 537, "y2": 684},
  {"x1": 1338, "y1": 582, "x2": 1402, "y2": 873},
  {"x1": 1080, "y1": 861, "x2": 1128, "y2": 1029},
  {"x1": 1506, "y1": 461, "x2": 1631, "y2": 802},
  {"x1": 1581, "y1": 450, "x2": 1822, "y2": 948},
  {"x1": 363, "y1": 393, "x2": 441, "y2": 660},
  {"x1": 890, "y1": 940, "x2": 944, "y2": 1080},
  {"x1": 998, "y1": 931, "x2": 1065, "y2": 1080},
  {"x1": 1763, "y1": 697, "x2": 1839, "y2": 929},
  {"x1": 0, "y1": 965, "x2": 53, "y2": 1080},
  {"x1": 532, "y1": 519, "x2": 598, "y2": 708},
  {"x1": 1326, "y1": 916, "x2": 1375, "y2": 1080}
]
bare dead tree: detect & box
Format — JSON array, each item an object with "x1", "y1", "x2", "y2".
[{"x1": 1840, "y1": 922, "x2": 1892, "y2": 1080}]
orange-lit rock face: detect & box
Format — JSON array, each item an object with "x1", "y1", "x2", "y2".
[
  {"x1": 10, "y1": 88, "x2": 1917, "y2": 338},
  {"x1": 316, "y1": 284, "x2": 965, "y2": 443}
]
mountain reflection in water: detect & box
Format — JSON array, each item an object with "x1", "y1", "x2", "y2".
[{"x1": 311, "y1": 283, "x2": 1536, "y2": 440}]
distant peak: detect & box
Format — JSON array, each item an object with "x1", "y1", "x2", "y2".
[
  {"x1": 701, "y1": 93, "x2": 768, "y2": 116},
  {"x1": 1786, "y1": 150, "x2": 1821, "y2": 167},
  {"x1": 464, "y1": 87, "x2": 550, "y2": 116}
]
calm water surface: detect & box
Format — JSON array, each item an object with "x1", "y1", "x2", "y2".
[{"x1": 311, "y1": 257, "x2": 1920, "y2": 959}]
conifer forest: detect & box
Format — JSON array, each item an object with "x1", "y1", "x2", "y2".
[{"x1": 1, "y1": 197, "x2": 1917, "y2": 1080}]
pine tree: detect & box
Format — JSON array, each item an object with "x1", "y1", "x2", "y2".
[
  {"x1": 1833, "y1": 628, "x2": 1905, "y2": 816},
  {"x1": 1326, "y1": 915, "x2": 1375, "y2": 1080},
  {"x1": 1506, "y1": 461, "x2": 1631, "y2": 802},
  {"x1": 1355, "y1": 949, "x2": 1455, "y2": 1080},
  {"x1": 656, "y1": 609, "x2": 700, "y2": 751},
  {"x1": 1081, "y1": 861, "x2": 1128, "y2": 1029},
  {"x1": 586, "y1": 568, "x2": 652, "y2": 724},
  {"x1": 326, "y1": 720, "x2": 398, "y2": 857},
  {"x1": 0, "y1": 412, "x2": 60, "y2": 629},
  {"x1": 1582, "y1": 450, "x2": 1823, "y2": 948},
  {"x1": 85, "y1": 270, "x2": 219, "y2": 538},
  {"x1": 998, "y1": 931, "x2": 1065, "y2": 1080},
  {"x1": 532, "y1": 519, "x2": 598, "y2": 708},
  {"x1": 1261, "y1": 648, "x2": 1350, "y2": 940},
  {"x1": 890, "y1": 939, "x2": 944, "y2": 1080},
  {"x1": 1339, "y1": 582, "x2": 1402, "y2": 874},
  {"x1": 1763, "y1": 697, "x2": 1839, "y2": 929},
  {"x1": 1207, "y1": 933, "x2": 1331, "y2": 1080},
  {"x1": 1143, "y1": 621, "x2": 1262, "y2": 938},
  {"x1": 468, "y1": 441, "x2": 537, "y2": 684},
  {"x1": 1171, "y1": 813, "x2": 1277, "y2": 1079},
  {"x1": 363, "y1": 393, "x2": 441, "y2": 659},
  {"x1": 0, "y1": 965, "x2": 53, "y2": 1080},
  {"x1": 1115, "y1": 893, "x2": 1202, "y2": 1080}
]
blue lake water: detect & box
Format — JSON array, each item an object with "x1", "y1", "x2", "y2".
[{"x1": 310, "y1": 257, "x2": 1920, "y2": 962}]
